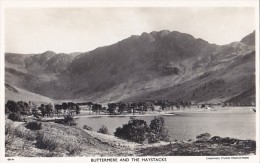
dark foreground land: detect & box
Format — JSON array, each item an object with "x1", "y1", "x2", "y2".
[
  {"x1": 136, "y1": 137, "x2": 256, "y2": 156},
  {"x1": 5, "y1": 119, "x2": 256, "y2": 157}
]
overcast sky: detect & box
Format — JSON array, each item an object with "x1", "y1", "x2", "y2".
[{"x1": 5, "y1": 7, "x2": 255, "y2": 54}]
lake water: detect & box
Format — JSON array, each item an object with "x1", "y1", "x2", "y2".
[{"x1": 76, "y1": 109, "x2": 256, "y2": 141}]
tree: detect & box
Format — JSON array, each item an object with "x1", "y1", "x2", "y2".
[
  {"x1": 150, "y1": 105, "x2": 155, "y2": 112},
  {"x1": 86, "y1": 102, "x2": 94, "y2": 115},
  {"x1": 107, "y1": 103, "x2": 117, "y2": 115},
  {"x1": 155, "y1": 100, "x2": 167, "y2": 111},
  {"x1": 46, "y1": 103, "x2": 53, "y2": 117},
  {"x1": 31, "y1": 106, "x2": 38, "y2": 116},
  {"x1": 97, "y1": 104, "x2": 102, "y2": 114},
  {"x1": 68, "y1": 102, "x2": 79, "y2": 115},
  {"x1": 5, "y1": 100, "x2": 21, "y2": 113},
  {"x1": 101, "y1": 107, "x2": 107, "y2": 114},
  {"x1": 114, "y1": 119, "x2": 149, "y2": 143},
  {"x1": 92, "y1": 104, "x2": 98, "y2": 114},
  {"x1": 175, "y1": 102, "x2": 181, "y2": 110},
  {"x1": 54, "y1": 104, "x2": 63, "y2": 117},
  {"x1": 148, "y1": 116, "x2": 170, "y2": 143},
  {"x1": 130, "y1": 103, "x2": 138, "y2": 115},
  {"x1": 138, "y1": 102, "x2": 148, "y2": 114},
  {"x1": 17, "y1": 101, "x2": 31, "y2": 115},
  {"x1": 118, "y1": 102, "x2": 126, "y2": 114},
  {"x1": 75, "y1": 104, "x2": 81, "y2": 115},
  {"x1": 92, "y1": 103, "x2": 102, "y2": 115},
  {"x1": 62, "y1": 102, "x2": 68, "y2": 112},
  {"x1": 68, "y1": 102, "x2": 75, "y2": 115},
  {"x1": 39, "y1": 104, "x2": 47, "y2": 117}
]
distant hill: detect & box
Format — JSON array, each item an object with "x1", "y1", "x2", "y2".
[
  {"x1": 5, "y1": 30, "x2": 255, "y2": 105},
  {"x1": 5, "y1": 83, "x2": 55, "y2": 104}
]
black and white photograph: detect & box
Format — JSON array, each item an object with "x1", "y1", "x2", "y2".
[{"x1": 1, "y1": 0, "x2": 259, "y2": 162}]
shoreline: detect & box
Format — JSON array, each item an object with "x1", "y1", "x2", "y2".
[
  {"x1": 36, "y1": 106, "x2": 255, "y2": 121},
  {"x1": 74, "y1": 112, "x2": 175, "y2": 118},
  {"x1": 38, "y1": 111, "x2": 176, "y2": 121}
]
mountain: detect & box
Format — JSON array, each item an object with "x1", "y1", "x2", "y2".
[
  {"x1": 5, "y1": 51, "x2": 74, "y2": 102},
  {"x1": 241, "y1": 31, "x2": 255, "y2": 46},
  {"x1": 5, "y1": 30, "x2": 255, "y2": 105}
]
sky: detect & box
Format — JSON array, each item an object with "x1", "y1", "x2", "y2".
[{"x1": 5, "y1": 7, "x2": 255, "y2": 54}]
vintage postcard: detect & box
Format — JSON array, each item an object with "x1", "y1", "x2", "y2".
[{"x1": 0, "y1": 0, "x2": 259, "y2": 163}]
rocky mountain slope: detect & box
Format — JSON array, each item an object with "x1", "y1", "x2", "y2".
[{"x1": 5, "y1": 30, "x2": 255, "y2": 105}]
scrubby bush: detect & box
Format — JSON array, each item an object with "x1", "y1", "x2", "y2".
[
  {"x1": 210, "y1": 136, "x2": 221, "y2": 142},
  {"x1": 8, "y1": 112, "x2": 22, "y2": 121},
  {"x1": 114, "y1": 119, "x2": 149, "y2": 143},
  {"x1": 66, "y1": 144, "x2": 83, "y2": 156},
  {"x1": 36, "y1": 132, "x2": 60, "y2": 151},
  {"x1": 25, "y1": 121, "x2": 42, "y2": 130},
  {"x1": 148, "y1": 116, "x2": 170, "y2": 143},
  {"x1": 5, "y1": 121, "x2": 14, "y2": 147},
  {"x1": 196, "y1": 133, "x2": 211, "y2": 141},
  {"x1": 13, "y1": 125, "x2": 36, "y2": 141},
  {"x1": 36, "y1": 131, "x2": 83, "y2": 154},
  {"x1": 56, "y1": 115, "x2": 77, "y2": 126},
  {"x1": 63, "y1": 115, "x2": 77, "y2": 126},
  {"x1": 21, "y1": 111, "x2": 31, "y2": 116},
  {"x1": 97, "y1": 125, "x2": 109, "y2": 135},
  {"x1": 83, "y1": 125, "x2": 93, "y2": 131}
]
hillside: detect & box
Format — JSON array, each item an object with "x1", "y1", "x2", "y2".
[
  {"x1": 125, "y1": 51, "x2": 255, "y2": 105},
  {"x1": 5, "y1": 119, "x2": 135, "y2": 157},
  {"x1": 5, "y1": 119, "x2": 256, "y2": 157},
  {"x1": 5, "y1": 30, "x2": 255, "y2": 105},
  {"x1": 5, "y1": 83, "x2": 55, "y2": 104}
]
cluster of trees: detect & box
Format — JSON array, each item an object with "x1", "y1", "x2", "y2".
[
  {"x1": 223, "y1": 101, "x2": 255, "y2": 107},
  {"x1": 154, "y1": 100, "x2": 192, "y2": 110},
  {"x1": 106, "y1": 102, "x2": 150, "y2": 115},
  {"x1": 5, "y1": 100, "x2": 32, "y2": 121},
  {"x1": 81, "y1": 100, "x2": 192, "y2": 115},
  {"x1": 5, "y1": 100, "x2": 81, "y2": 121},
  {"x1": 114, "y1": 116, "x2": 170, "y2": 144},
  {"x1": 36, "y1": 104, "x2": 54, "y2": 117},
  {"x1": 5, "y1": 100, "x2": 31, "y2": 115},
  {"x1": 54, "y1": 102, "x2": 81, "y2": 117},
  {"x1": 82, "y1": 102, "x2": 151, "y2": 115}
]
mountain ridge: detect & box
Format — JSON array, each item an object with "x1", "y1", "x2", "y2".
[{"x1": 5, "y1": 30, "x2": 256, "y2": 105}]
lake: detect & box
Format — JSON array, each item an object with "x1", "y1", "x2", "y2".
[{"x1": 76, "y1": 108, "x2": 256, "y2": 141}]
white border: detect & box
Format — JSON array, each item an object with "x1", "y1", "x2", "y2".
[
  {"x1": 0, "y1": 1, "x2": 259, "y2": 163},
  {"x1": 1, "y1": 0, "x2": 259, "y2": 7}
]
